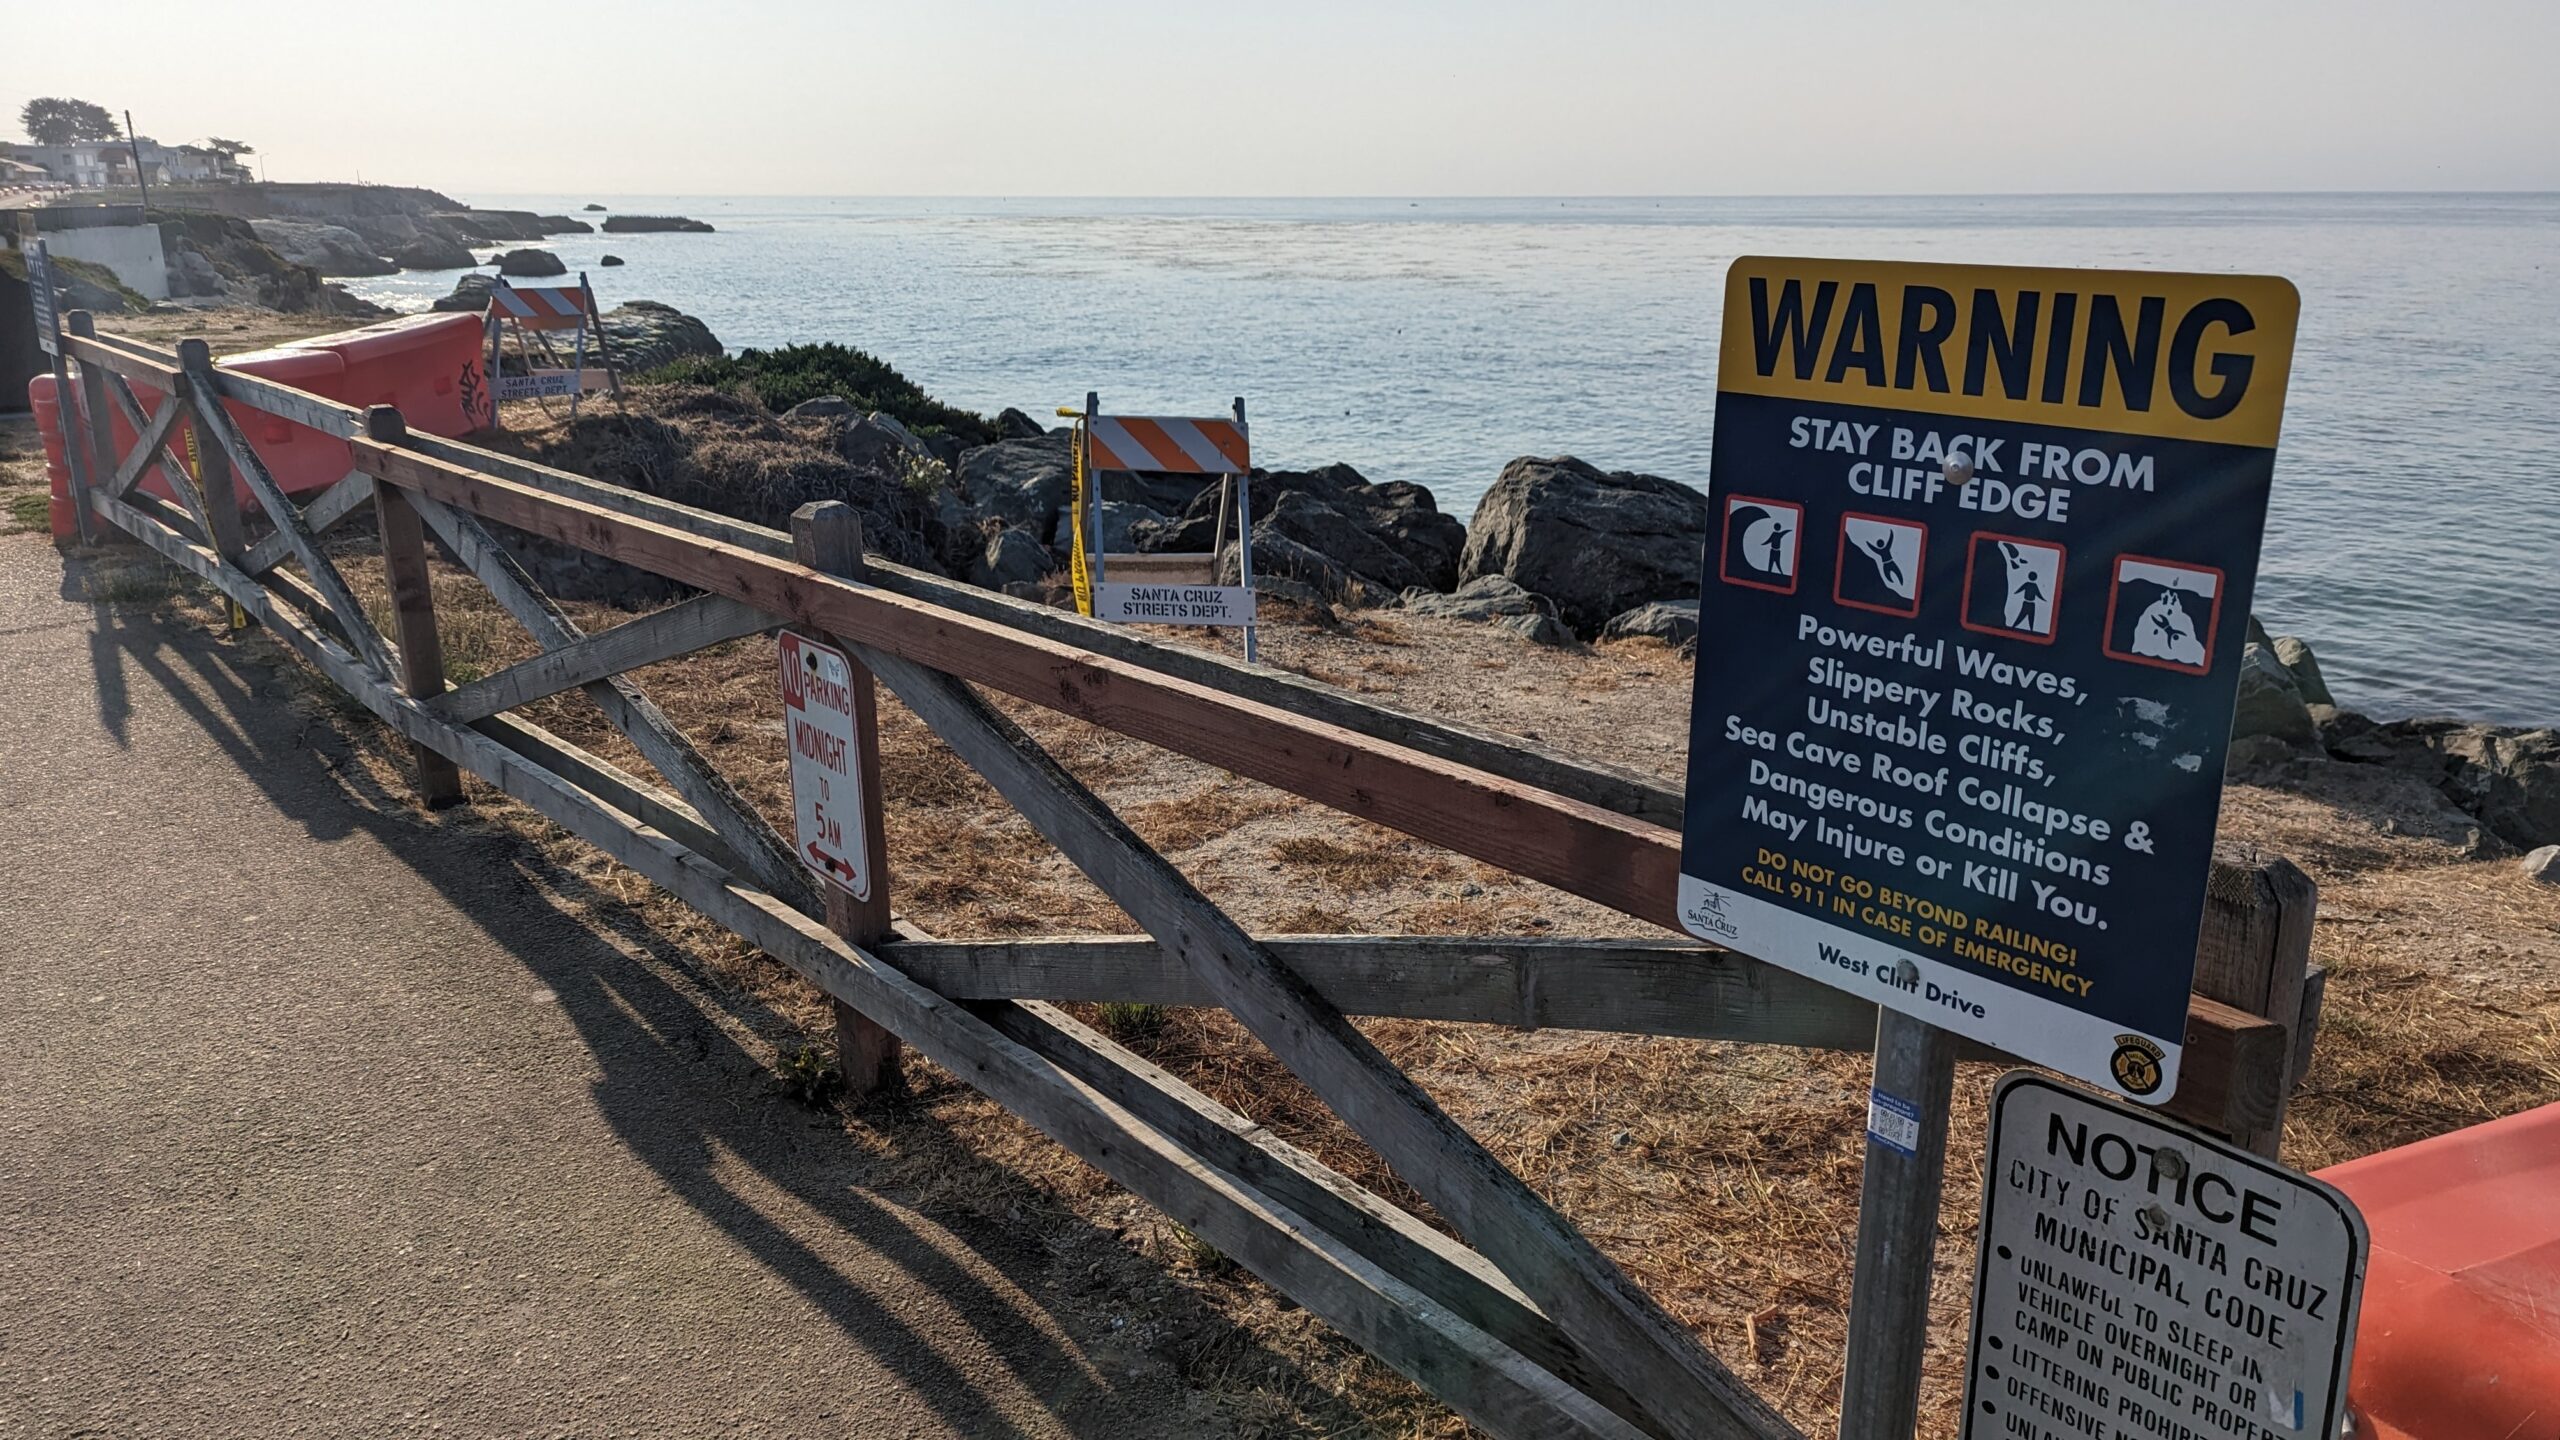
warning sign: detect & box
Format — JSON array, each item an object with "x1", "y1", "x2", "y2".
[
  {"x1": 1963, "y1": 1073, "x2": 2365, "y2": 1440},
  {"x1": 779, "y1": 630, "x2": 872, "y2": 898},
  {"x1": 1677, "y1": 257, "x2": 2299, "y2": 1098},
  {"x1": 1092, "y1": 581, "x2": 1257, "y2": 628}
]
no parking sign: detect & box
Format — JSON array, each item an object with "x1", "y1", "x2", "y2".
[{"x1": 779, "y1": 630, "x2": 873, "y2": 899}]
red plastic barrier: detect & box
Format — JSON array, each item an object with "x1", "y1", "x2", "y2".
[
  {"x1": 2318, "y1": 1101, "x2": 2560, "y2": 1439},
  {"x1": 32, "y1": 312, "x2": 488, "y2": 541}
]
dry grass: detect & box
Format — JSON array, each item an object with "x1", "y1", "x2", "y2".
[{"x1": 33, "y1": 402, "x2": 2557, "y2": 1437}]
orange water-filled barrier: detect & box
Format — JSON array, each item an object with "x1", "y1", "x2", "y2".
[
  {"x1": 29, "y1": 312, "x2": 486, "y2": 540},
  {"x1": 2317, "y1": 1101, "x2": 2560, "y2": 1438}
]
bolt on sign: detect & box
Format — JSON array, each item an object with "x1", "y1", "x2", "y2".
[
  {"x1": 1678, "y1": 257, "x2": 2300, "y2": 1099},
  {"x1": 1963, "y1": 1073, "x2": 2365, "y2": 1440},
  {"x1": 779, "y1": 630, "x2": 872, "y2": 899}
]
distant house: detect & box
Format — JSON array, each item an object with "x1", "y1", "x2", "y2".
[{"x1": 1, "y1": 138, "x2": 249, "y2": 188}]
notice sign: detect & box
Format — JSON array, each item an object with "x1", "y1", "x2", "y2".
[
  {"x1": 1092, "y1": 581, "x2": 1257, "y2": 628},
  {"x1": 779, "y1": 630, "x2": 872, "y2": 898},
  {"x1": 29, "y1": 240, "x2": 58, "y2": 355},
  {"x1": 1678, "y1": 257, "x2": 2299, "y2": 1098},
  {"x1": 1964, "y1": 1074, "x2": 2364, "y2": 1440}
]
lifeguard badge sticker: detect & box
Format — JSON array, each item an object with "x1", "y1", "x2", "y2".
[{"x1": 1677, "y1": 257, "x2": 2299, "y2": 1100}]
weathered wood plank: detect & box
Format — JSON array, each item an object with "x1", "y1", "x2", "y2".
[
  {"x1": 426, "y1": 592, "x2": 775, "y2": 724},
  {"x1": 858, "y1": 652, "x2": 1797, "y2": 1440},
  {"x1": 83, "y1": 485, "x2": 1646, "y2": 1438},
  {"x1": 90, "y1": 362, "x2": 212, "y2": 534},
  {"x1": 187, "y1": 356, "x2": 395, "y2": 678},
  {"x1": 176, "y1": 341, "x2": 251, "y2": 562},
  {"x1": 367, "y1": 409, "x2": 464, "y2": 806},
  {"x1": 472, "y1": 713, "x2": 747, "y2": 878},
  {"x1": 891, "y1": 934, "x2": 1879, "y2": 1049},
  {"x1": 986, "y1": 997, "x2": 1667, "y2": 1436},
  {"x1": 403, "y1": 490, "x2": 822, "y2": 921},
  {"x1": 105, "y1": 391, "x2": 186, "y2": 502},
  {"x1": 2193, "y1": 847, "x2": 2319, "y2": 1156},
  {"x1": 241, "y1": 470, "x2": 375, "y2": 577},
  {"x1": 791, "y1": 502, "x2": 903, "y2": 1096}
]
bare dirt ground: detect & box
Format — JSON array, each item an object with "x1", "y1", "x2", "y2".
[{"x1": 6, "y1": 346, "x2": 2556, "y2": 1437}]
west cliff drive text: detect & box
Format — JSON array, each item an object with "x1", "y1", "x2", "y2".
[{"x1": 1680, "y1": 257, "x2": 2299, "y2": 1098}]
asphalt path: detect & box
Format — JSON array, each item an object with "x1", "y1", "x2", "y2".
[{"x1": 0, "y1": 539, "x2": 1224, "y2": 1438}]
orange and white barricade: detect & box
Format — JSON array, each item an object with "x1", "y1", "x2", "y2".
[
  {"x1": 481, "y1": 273, "x2": 618, "y2": 426},
  {"x1": 1064, "y1": 393, "x2": 1261, "y2": 659}
]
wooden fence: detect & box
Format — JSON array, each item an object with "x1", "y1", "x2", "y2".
[{"x1": 43, "y1": 312, "x2": 2321, "y2": 1440}]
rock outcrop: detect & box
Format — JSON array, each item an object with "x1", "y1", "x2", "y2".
[
  {"x1": 430, "y1": 273, "x2": 497, "y2": 312},
  {"x1": 955, "y1": 433, "x2": 1076, "y2": 538},
  {"x1": 494, "y1": 247, "x2": 568, "y2": 278},
  {"x1": 2322, "y1": 717, "x2": 2560, "y2": 851},
  {"x1": 1459, "y1": 456, "x2": 1707, "y2": 635},
  {"x1": 1399, "y1": 576, "x2": 1574, "y2": 646},
  {"x1": 598, "y1": 301, "x2": 722, "y2": 372},
  {"x1": 2232, "y1": 643, "x2": 2319, "y2": 746},
  {"x1": 1135, "y1": 462, "x2": 1466, "y2": 601},
  {"x1": 1602, "y1": 599, "x2": 1700, "y2": 651},
  {"x1": 602, "y1": 215, "x2": 716, "y2": 233},
  {"x1": 388, "y1": 234, "x2": 476, "y2": 270},
  {"x1": 248, "y1": 219, "x2": 395, "y2": 277},
  {"x1": 969, "y1": 527, "x2": 1057, "y2": 589}
]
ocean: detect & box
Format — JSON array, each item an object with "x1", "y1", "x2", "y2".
[{"x1": 342, "y1": 194, "x2": 2560, "y2": 726}]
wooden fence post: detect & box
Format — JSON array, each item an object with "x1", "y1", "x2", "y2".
[
  {"x1": 65, "y1": 313, "x2": 121, "y2": 536},
  {"x1": 2193, "y1": 846, "x2": 2319, "y2": 1157},
  {"x1": 790, "y1": 500, "x2": 903, "y2": 1096},
  {"x1": 1837, "y1": 1007, "x2": 1959, "y2": 1439},
  {"x1": 365, "y1": 408, "x2": 465, "y2": 808},
  {"x1": 175, "y1": 339, "x2": 249, "y2": 561}
]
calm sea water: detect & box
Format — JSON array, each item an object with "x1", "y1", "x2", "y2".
[{"x1": 343, "y1": 194, "x2": 2560, "y2": 725}]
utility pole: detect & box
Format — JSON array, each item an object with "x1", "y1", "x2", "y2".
[{"x1": 123, "y1": 109, "x2": 150, "y2": 216}]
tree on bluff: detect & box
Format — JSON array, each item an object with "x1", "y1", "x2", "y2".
[{"x1": 19, "y1": 97, "x2": 121, "y2": 145}]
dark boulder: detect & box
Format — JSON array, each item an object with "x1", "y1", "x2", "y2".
[
  {"x1": 994, "y1": 406, "x2": 1048, "y2": 440},
  {"x1": 389, "y1": 234, "x2": 477, "y2": 270},
  {"x1": 495, "y1": 247, "x2": 568, "y2": 278},
  {"x1": 599, "y1": 301, "x2": 721, "y2": 372},
  {"x1": 537, "y1": 215, "x2": 596, "y2": 234},
  {"x1": 955, "y1": 432, "x2": 1075, "y2": 537},
  {"x1": 430, "y1": 273, "x2": 498, "y2": 312},
  {"x1": 599, "y1": 254, "x2": 625, "y2": 266},
  {"x1": 2232, "y1": 644, "x2": 2319, "y2": 746},
  {"x1": 1460, "y1": 456, "x2": 1707, "y2": 636},
  {"x1": 1137, "y1": 461, "x2": 1465, "y2": 600},
  {"x1": 582, "y1": 202, "x2": 607, "y2": 211},
  {"x1": 969, "y1": 526, "x2": 1056, "y2": 589}
]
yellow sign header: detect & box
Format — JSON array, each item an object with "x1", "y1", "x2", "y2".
[{"x1": 1718, "y1": 257, "x2": 2298, "y2": 448}]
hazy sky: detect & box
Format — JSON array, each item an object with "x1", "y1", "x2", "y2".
[{"x1": 10, "y1": 1, "x2": 2556, "y2": 196}]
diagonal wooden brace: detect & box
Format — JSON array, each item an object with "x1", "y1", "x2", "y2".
[
  {"x1": 403, "y1": 490, "x2": 821, "y2": 919},
  {"x1": 179, "y1": 345, "x2": 394, "y2": 676},
  {"x1": 857, "y1": 653, "x2": 1801, "y2": 1440},
  {"x1": 426, "y1": 592, "x2": 776, "y2": 724},
  {"x1": 240, "y1": 470, "x2": 375, "y2": 576}
]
